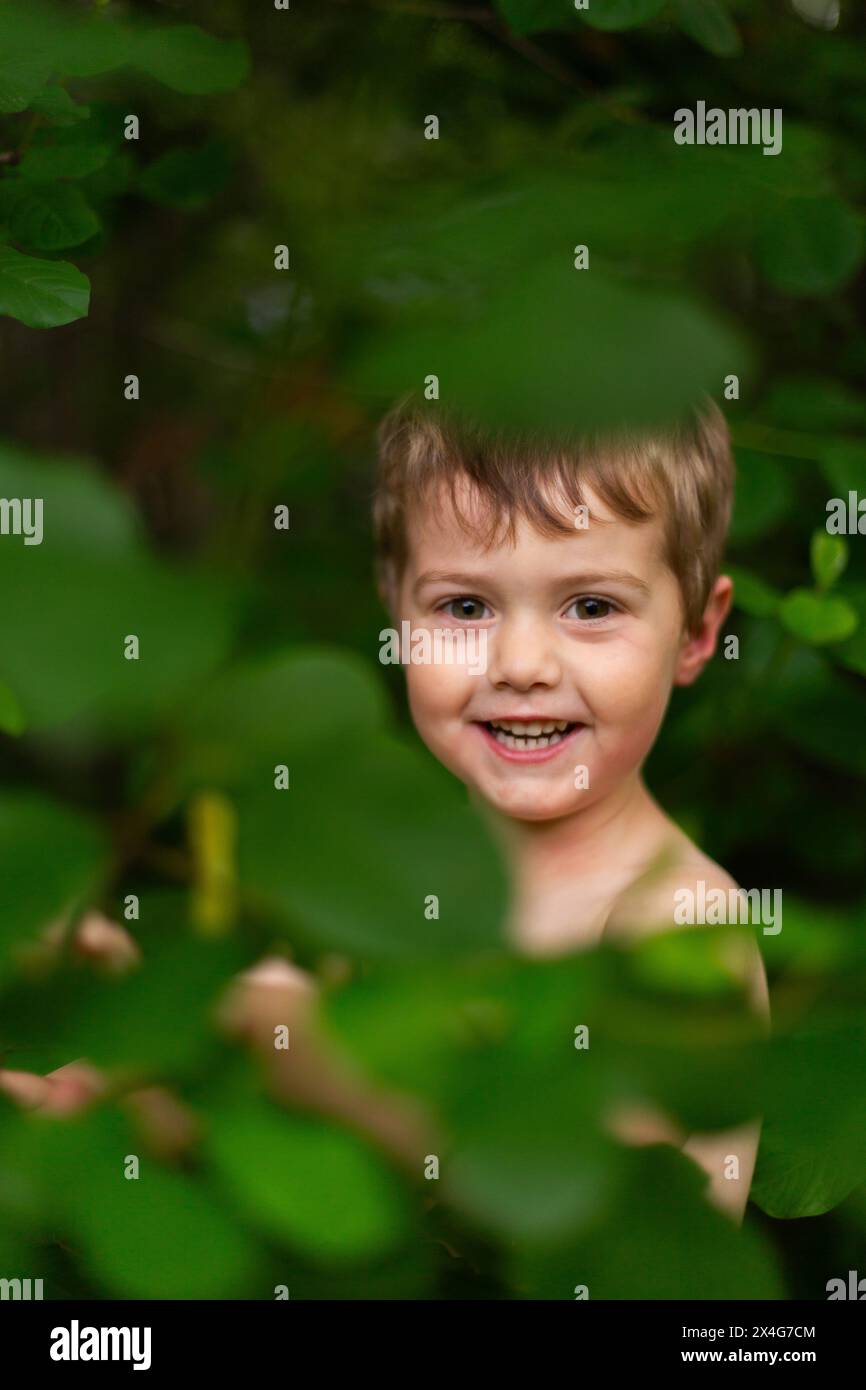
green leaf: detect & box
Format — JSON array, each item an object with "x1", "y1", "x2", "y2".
[
  {"x1": 0, "y1": 680, "x2": 25, "y2": 736},
  {"x1": 52, "y1": 1112, "x2": 261, "y2": 1298},
  {"x1": 8, "y1": 182, "x2": 100, "y2": 251},
  {"x1": 673, "y1": 0, "x2": 742, "y2": 56},
  {"x1": 0, "y1": 38, "x2": 53, "y2": 115},
  {"x1": 350, "y1": 260, "x2": 750, "y2": 436},
  {"x1": 757, "y1": 197, "x2": 864, "y2": 296},
  {"x1": 0, "y1": 244, "x2": 90, "y2": 328},
  {"x1": 132, "y1": 24, "x2": 249, "y2": 95},
  {"x1": 3, "y1": 905, "x2": 250, "y2": 1072},
  {"x1": 751, "y1": 1028, "x2": 866, "y2": 1219},
  {"x1": 17, "y1": 126, "x2": 113, "y2": 180},
  {"x1": 0, "y1": 793, "x2": 105, "y2": 965},
  {"x1": 819, "y1": 439, "x2": 866, "y2": 496},
  {"x1": 236, "y1": 732, "x2": 508, "y2": 960},
  {"x1": 53, "y1": 15, "x2": 134, "y2": 79},
  {"x1": 513, "y1": 1147, "x2": 784, "y2": 1298},
  {"x1": 178, "y1": 648, "x2": 387, "y2": 787},
  {"x1": 207, "y1": 1099, "x2": 411, "y2": 1262},
  {"x1": 779, "y1": 589, "x2": 858, "y2": 645},
  {"x1": 581, "y1": 0, "x2": 668, "y2": 31},
  {"x1": 831, "y1": 583, "x2": 866, "y2": 677},
  {"x1": 762, "y1": 379, "x2": 866, "y2": 435},
  {"x1": 768, "y1": 647, "x2": 866, "y2": 777},
  {"x1": 729, "y1": 449, "x2": 793, "y2": 543},
  {"x1": 0, "y1": 447, "x2": 236, "y2": 729},
  {"x1": 493, "y1": 0, "x2": 582, "y2": 35},
  {"x1": 721, "y1": 566, "x2": 781, "y2": 620},
  {"x1": 137, "y1": 142, "x2": 231, "y2": 210},
  {"x1": 0, "y1": 3, "x2": 127, "y2": 87},
  {"x1": 810, "y1": 530, "x2": 848, "y2": 591},
  {"x1": 28, "y1": 84, "x2": 90, "y2": 124}
]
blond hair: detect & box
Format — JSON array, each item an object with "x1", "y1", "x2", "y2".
[{"x1": 373, "y1": 396, "x2": 735, "y2": 633}]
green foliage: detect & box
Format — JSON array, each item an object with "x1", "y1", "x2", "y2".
[
  {"x1": 0, "y1": 243, "x2": 89, "y2": 326},
  {"x1": 810, "y1": 530, "x2": 848, "y2": 590},
  {"x1": 206, "y1": 1097, "x2": 414, "y2": 1262},
  {"x1": 1, "y1": 0, "x2": 866, "y2": 1303},
  {"x1": 0, "y1": 0, "x2": 248, "y2": 327},
  {"x1": 0, "y1": 793, "x2": 105, "y2": 977},
  {"x1": 673, "y1": 0, "x2": 742, "y2": 56}
]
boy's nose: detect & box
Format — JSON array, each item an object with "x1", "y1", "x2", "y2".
[{"x1": 486, "y1": 617, "x2": 561, "y2": 691}]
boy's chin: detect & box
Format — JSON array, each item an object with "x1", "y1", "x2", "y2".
[{"x1": 472, "y1": 780, "x2": 590, "y2": 823}]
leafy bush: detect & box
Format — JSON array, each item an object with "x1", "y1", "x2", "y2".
[{"x1": 1, "y1": 0, "x2": 865, "y2": 1299}]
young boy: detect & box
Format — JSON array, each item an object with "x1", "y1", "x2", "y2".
[{"x1": 0, "y1": 395, "x2": 769, "y2": 1229}]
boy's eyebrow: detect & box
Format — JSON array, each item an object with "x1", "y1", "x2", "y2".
[
  {"x1": 412, "y1": 570, "x2": 492, "y2": 596},
  {"x1": 412, "y1": 568, "x2": 652, "y2": 597},
  {"x1": 557, "y1": 570, "x2": 651, "y2": 594}
]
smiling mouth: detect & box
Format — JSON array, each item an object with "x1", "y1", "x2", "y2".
[{"x1": 478, "y1": 718, "x2": 582, "y2": 754}]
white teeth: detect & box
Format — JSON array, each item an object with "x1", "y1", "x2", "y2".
[
  {"x1": 490, "y1": 719, "x2": 573, "y2": 735},
  {"x1": 491, "y1": 728, "x2": 566, "y2": 751}
]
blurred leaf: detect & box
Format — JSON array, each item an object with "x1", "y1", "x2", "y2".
[
  {"x1": 0, "y1": 244, "x2": 90, "y2": 328},
  {"x1": 581, "y1": 0, "x2": 667, "y2": 31},
  {"x1": 0, "y1": 444, "x2": 143, "y2": 553},
  {"x1": 810, "y1": 530, "x2": 847, "y2": 591},
  {"x1": 1, "y1": 911, "x2": 250, "y2": 1072},
  {"x1": 49, "y1": 1109, "x2": 262, "y2": 1298},
  {"x1": 727, "y1": 565, "x2": 782, "y2": 619},
  {"x1": 179, "y1": 648, "x2": 388, "y2": 788},
  {"x1": 0, "y1": 448, "x2": 236, "y2": 730},
  {"x1": 0, "y1": 20, "x2": 53, "y2": 114},
  {"x1": 137, "y1": 142, "x2": 232, "y2": 210},
  {"x1": 350, "y1": 260, "x2": 749, "y2": 435},
  {"x1": 493, "y1": 0, "x2": 582, "y2": 34},
  {"x1": 236, "y1": 731, "x2": 508, "y2": 960},
  {"x1": 511, "y1": 1147, "x2": 784, "y2": 1298},
  {"x1": 769, "y1": 647, "x2": 866, "y2": 776},
  {"x1": 779, "y1": 589, "x2": 858, "y2": 645},
  {"x1": 16, "y1": 125, "x2": 113, "y2": 181},
  {"x1": 752, "y1": 1028, "x2": 866, "y2": 1218},
  {"x1": 729, "y1": 449, "x2": 793, "y2": 543},
  {"x1": 819, "y1": 438, "x2": 866, "y2": 495},
  {"x1": 7, "y1": 182, "x2": 100, "y2": 251},
  {"x1": 0, "y1": 680, "x2": 25, "y2": 736},
  {"x1": 761, "y1": 378, "x2": 866, "y2": 435},
  {"x1": 0, "y1": 793, "x2": 105, "y2": 969},
  {"x1": 757, "y1": 197, "x2": 864, "y2": 296},
  {"x1": 207, "y1": 1097, "x2": 411, "y2": 1262},
  {"x1": 44, "y1": 11, "x2": 134, "y2": 78},
  {"x1": 132, "y1": 24, "x2": 250, "y2": 95},
  {"x1": 28, "y1": 84, "x2": 90, "y2": 124},
  {"x1": 673, "y1": 0, "x2": 742, "y2": 56},
  {"x1": 831, "y1": 583, "x2": 866, "y2": 676}
]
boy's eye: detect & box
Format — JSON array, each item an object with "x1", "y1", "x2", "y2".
[
  {"x1": 441, "y1": 597, "x2": 490, "y2": 621},
  {"x1": 567, "y1": 596, "x2": 616, "y2": 621}
]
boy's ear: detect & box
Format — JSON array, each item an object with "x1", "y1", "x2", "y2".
[{"x1": 674, "y1": 575, "x2": 733, "y2": 686}]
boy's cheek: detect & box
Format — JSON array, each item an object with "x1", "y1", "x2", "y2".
[{"x1": 405, "y1": 662, "x2": 473, "y2": 727}]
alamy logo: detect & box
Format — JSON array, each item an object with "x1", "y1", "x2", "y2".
[
  {"x1": 50, "y1": 1320, "x2": 152, "y2": 1371},
  {"x1": 0, "y1": 497, "x2": 43, "y2": 545},
  {"x1": 379, "y1": 622, "x2": 487, "y2": 675},
  {"x1": 0, "y1": 1277, "x2": 43, "y2": 1299},
  {"x1": 826, "y1": 492, "x2": 866, "y2": 534},
  {"x1": 674, "y1": 101, "x2": 782, "y2": 156},
  {"x1": 827, "y1": 1270, "x2": 866, "y2": 1299},
  {"x1": 674, "y1": 881, "x2": 782, "y2": 935}
]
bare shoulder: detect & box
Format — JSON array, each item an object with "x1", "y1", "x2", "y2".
[{"x1": 603, "y1": 833, "x2": 770, "y2": 1023}]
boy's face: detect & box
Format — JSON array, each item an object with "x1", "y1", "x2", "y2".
[{"x1": 393, "y1": 478, "x2": 715, "y2": 823}]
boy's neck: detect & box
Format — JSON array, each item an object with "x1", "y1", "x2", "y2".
[{"x1": 473, "y1": 773, "x2": 673, "y2": 955}]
